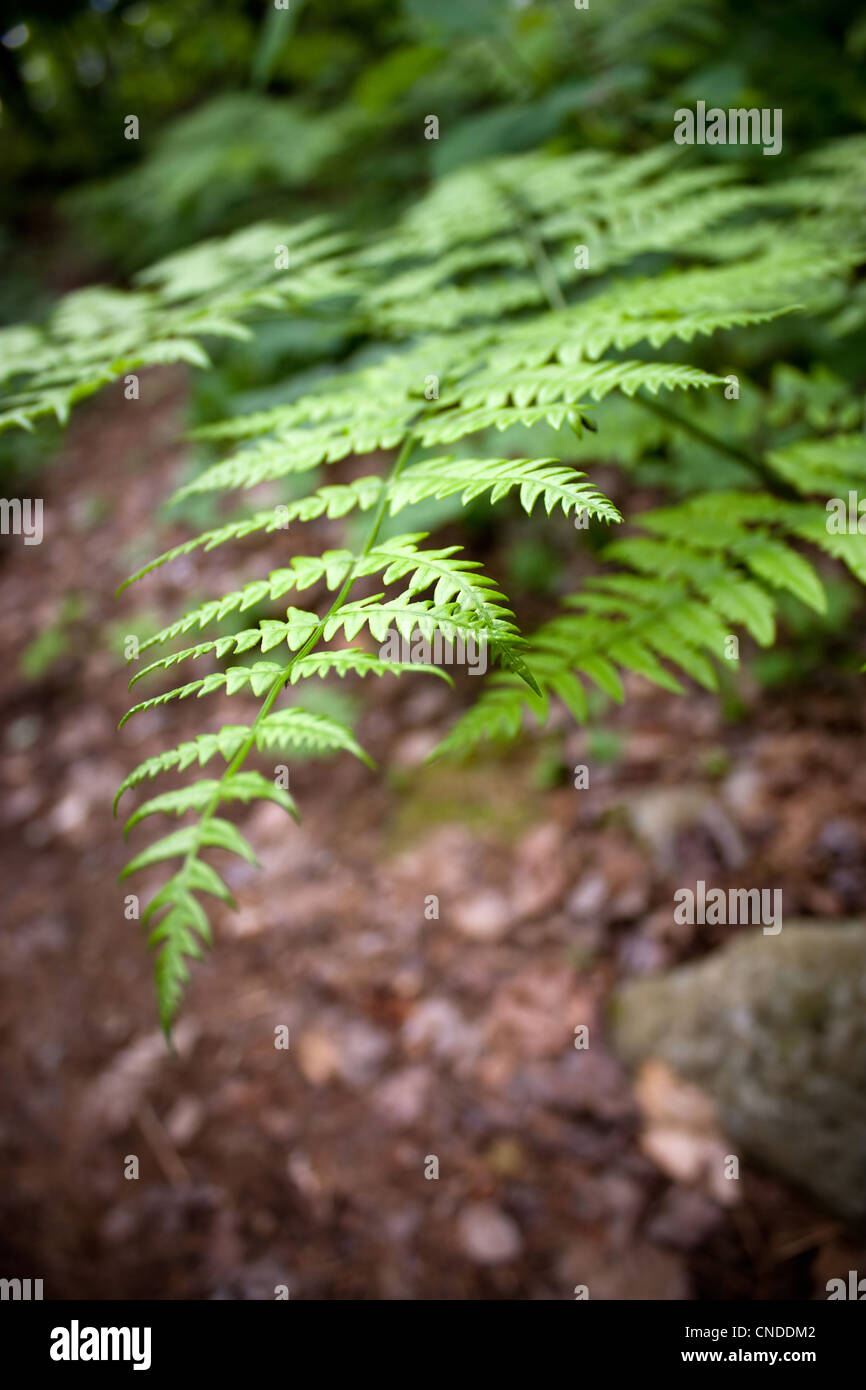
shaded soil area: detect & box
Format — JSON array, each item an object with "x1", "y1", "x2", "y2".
[{"x1": 1, "y1": 371, "x2": 864, "y2": 1299}]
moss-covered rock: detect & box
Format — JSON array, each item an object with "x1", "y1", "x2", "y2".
[{"x1": 609, "y1": 923, "x2": 866, "y2": 1217}]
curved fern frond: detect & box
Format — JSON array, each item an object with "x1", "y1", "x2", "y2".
[
  {"x1": 765, "y1": 433, "x2": 866, "y2": 496},
  {"x1": 173, "y1": 413, "x2": 416, "y2": 497},
  {"x1": 387, "y1": 457, "x2": 621, "y2": 522},
  {"x1": 433, "y1": 488, "x2": 844, "y2": 760},
  {"x1": 442, "y1": 361, "x2": 723, "y2": 410},
  {"x1": 115, "y1": 708, "x2": 373, "y2": 811},
  {"x1": 138, "y1": 536, "x2": 513, "y2": 651},
  {"x1": 118, "y1": 476, "x2": 383, "y2": 590},
  {"x1": 120, "y1": 651, "x2": 454, "y2": 725},
  {"x1": 7, "y1": 137, "x2": 861, "y2": 1032},
  {"x1": 123, "y1": 773, "x2": 298, "y2": 835},
  {"x1": 0, "y1": 217, "x2": 359, "y2": 433},
  {"x1": 138, "y1": 552, "x2": 356, "y2": 652},
  {"x1": 117, "y1": 141, "x2": 866, "y2": 1027}
]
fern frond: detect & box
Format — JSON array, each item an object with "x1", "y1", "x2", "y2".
[
  {"x1": 443, "y1": 361, "x2": 723, "y2": 410},
  {"x1": 119, "y1": 672, "x2": 233, "y2": 725},
  {"x1": 121, "y1": 817, "x2": 258, "y2": 878},
  {"x1": 146, "y1": 889, "x2": 215, "y2": 1035},
  {"x1": 138, "y1": 535, "x2": 509, "y2": 650},
  {"x1": 121, "y1": 650, "x2": 454, "y2": 725},
  {"x1": 433, "y1": 486, "x2": 844, "y2": 760},
  {"x1": 387, "y1": 457, "x2": 621, "y2": 522},
  {"x1": 138, "y1": 552, "x2": 355, "y2": 652},
  {"x1": 114, "y1": 709, "x2": 373, "y2": 810},
  {"x1": 765, "y1": 433, "x2": 866, "y2": 496},
  {"x1": 479, "y1": 301, "x2": 798, "y2": 375},
  {"x1": 7, "y1": 136, "x2": 860, "y2": 1033},
  {"x1": 129, "y1": 622, "x2": 301, "y2": 685},
  {"x1": 119, "y1": 476, "x2": 383, "y2": 590},
  {"x1": 173, "y1": 413, "x2": 416, "y2": 497},
  {"x1": 0, "y1": 217, "x2": 358, "y2": 433},
  {"x1": 123, "y1": 773, "x2": 298, "y2": 835}
]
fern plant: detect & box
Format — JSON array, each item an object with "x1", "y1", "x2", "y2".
[
  {"x1": 0, "y1": 219, "x2": 354, "y2": 433},
  {"x1": 5, "y1": 139, "x2": 865, "y2": 1033}
]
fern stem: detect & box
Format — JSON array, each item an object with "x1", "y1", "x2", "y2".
[
  {"x1": 508, "y1": 191, "x2": 568, "y2": 313},
  {"x1": 630, "y1": 394, "x2": 799, "y2": 497}
]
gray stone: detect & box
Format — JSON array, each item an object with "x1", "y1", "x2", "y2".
[{"x1": 608, "y1": 923, "x2": 866, "y2": 1218}]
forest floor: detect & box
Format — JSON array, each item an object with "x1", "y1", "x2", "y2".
[{"x1": 1, "y1": 368, "x2": 864, "y2": 1299}]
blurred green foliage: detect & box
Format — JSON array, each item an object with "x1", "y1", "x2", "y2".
[
  {"x1": 4, "y1": 0, "x2": 865, "y2": 266},
  {"x1": 1, "y1": 0, "x2": 864, "y2": 698}
]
